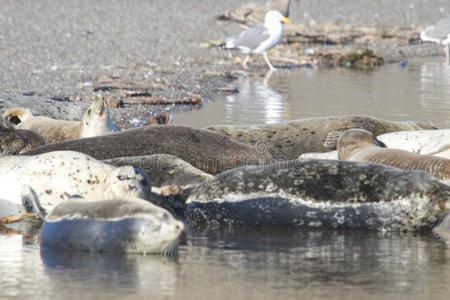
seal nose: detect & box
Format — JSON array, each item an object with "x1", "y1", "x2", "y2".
[
  {"x1": 128, "y1": 185, "x2": 138, "y2": 191},
  {"x1": 175, "y1": 221, "x2": 185, "y2": 232}
]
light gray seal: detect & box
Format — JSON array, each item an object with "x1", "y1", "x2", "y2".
[
  {"x1": 25, "y1": 194, "x2": 184, "y2": 255},
  {"x1": 0, "y1": 151, "x2": 149, "y2": 213},
  {"x1": 24, "y1": 125, "x2": 273, "y2": 174},
  {"x1": 2, "y1": 96, "x2": 119, "y2": 143},
  {"x1": 205, "y1": 115, "x2": 437, "y2": 159},
  {"x1": 186, "y1": 159, "x2": 449, "y2": 231},
  {"x1": 337, "y1": 129, "x2": 450, "y2": 182}
]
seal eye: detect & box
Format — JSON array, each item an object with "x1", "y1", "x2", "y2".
[{"x1": 117, "y1": 175, "x2": 129, "y2": 181}]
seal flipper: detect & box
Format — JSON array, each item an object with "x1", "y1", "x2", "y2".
[
  {"x1": 21, "y1": 185, "x2": 47, "y2": 218},
  {"x1": 375, "y1": 137, "x2": 387, "y2": 148},
  {"x1": 2, "y1": 107, "x2": 34, "y2": 125},
  {"x1": 324, "y1": 130, "x2": 346, "y2": 150}
]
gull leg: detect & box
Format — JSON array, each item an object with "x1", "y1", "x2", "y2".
[
  {"x1": 263, "y1": 52, "x2": 276, "y2": 71},
  {"x1": 263, "y1": 69, "x2": 274, "y2": 86},
  {"x1": 242, "y1": 55, "x2": 251, "y2": 69}
]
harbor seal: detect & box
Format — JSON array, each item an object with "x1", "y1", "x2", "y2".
[
  {"x1": 104, "y1": 154, "x2": 213, "y2": 187},
  {"x1": 0, "y1": 155, "x2": 30, "y2": 171},
  {"x1": 2, "y1": 96, "x2": 119, "y2": 143},
  {"x1": 300, "y1": 128, "x2": 450, "y2": 161},
  {"x1": 24, "y1": 126, "x2": 273, "y2": 174},
  {"x1": 205, "y1": 115, "x2": 436, "y2": 159},
  {"x1": 186, "y1": 159, "x2": 449, "y2": 231},
  {"x1": 0, "y1": 151, "x2": 149, "y2": 213},
  {"x1": 0, "y1": 120, "x2": 45, "y2": 155},
  {"x1": 336, "y1": 129, "x2": 450, "y2": 182},
  {"x1": 25, "y1": 194, "x2": 184, "y2": 255}
]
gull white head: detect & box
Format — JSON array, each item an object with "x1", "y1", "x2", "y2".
[{"x1": 264, "y1": 10, "x2": 291, "y2": 27}]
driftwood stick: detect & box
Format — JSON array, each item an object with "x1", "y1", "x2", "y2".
[{"x1": 0, "y1": 212, "x2": 40, "y2": 225}]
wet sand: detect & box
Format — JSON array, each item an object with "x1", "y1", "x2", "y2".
[{"x1": 1, "y1": 0, "x2": 450, "y2": 126}]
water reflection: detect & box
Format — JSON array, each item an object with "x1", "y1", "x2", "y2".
[
  {"x1": 224, "y1": 76, "x2": 284, "y2": 124},
  {"x1": 172, "y1": 76, "x2": 286, "y2": 127},
  {"x1": 180, "y1": 228, "x2": 450, "y2": 299},
  {"x1": 41, "y1": 250, "x2": 179, "y2": 298},
  {"x1": 174, "y1": 57, "x2": 450, "y2": 129},
  {"x1": 1, "y1": 228, "x2": 450, "y2": 299},
  {"x1": 420, "y1": 61, "x2": 450, "y2": 113}
]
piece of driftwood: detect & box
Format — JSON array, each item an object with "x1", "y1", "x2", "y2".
[
  {"x1": 93, "y1": 76, "x2": 153, "y2": 94},
  {"x1": 0, "y1": 212, "x2": 40, "y2": 225}
]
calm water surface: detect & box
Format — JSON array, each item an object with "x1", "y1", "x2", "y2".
[
  {"x1": 174, "y1": 57, "x2": 450, "y2": 128},
  {"x1": 3, "y1": 57, "x2": 450, "y2": 299},
  {"x1": 1, "y1": 228, "x2": 450, "y2": 300}
]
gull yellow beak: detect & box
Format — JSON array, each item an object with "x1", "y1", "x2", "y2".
[{"x1": 282, "y1": 17, "x2": 291, "y2": 24}]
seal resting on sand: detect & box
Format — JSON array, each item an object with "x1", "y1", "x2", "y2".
[
  {"x1": 205, "y1": 115, "x2": 437, "y2": 159},
  {"x1": 2, "y1": 96, "x2": 119, "y2": 143},
  {"x1": 0, "y1": 151, "x2": 149, "y2": 213},
  {"x1": 336, "y1": 129, "x2": 450, "y2": 182},
  {"x1": 23, "y1": 125, "x2": 273, "y2": 174},
  {"x1": 186, "y1": 159, "x2": 449, "y2": 231},
  {"x1": 0, "y1": 120, "x2": 45, "y2": 155},
  {"x1": 300, "y1": 127, "x2": 450, "y2": 161}
]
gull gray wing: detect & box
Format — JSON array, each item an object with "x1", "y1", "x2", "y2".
[{"x1": 226, "y1": 25, "x2": 270, "y2": 50}]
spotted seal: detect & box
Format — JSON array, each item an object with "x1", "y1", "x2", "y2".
[
  {"x1": 337, "y1": 129, "x2": 450, "y2": 182},
  {"x1": 0, "y1": 120, "x2": 45, "y2": 155},
  {"x1": 205, "y1": 115, "x2": 436, "y2": 159},
  {"x1": 2, "y1": 96, "x2": 119, "y2": 143},
  {"x1": 0, "y1": 151, "x2": 149, "y2": 214},
  {"x1": 23, "y1": 191, "x2": 184, "y2": 255},
  {"x1": 300, "y1": 128, "x2": 450, "y2": 161},
  {"x1": 375, "y1": 129, "x2": 450, "y2": 158},
  {"x1": 186, "y1": 159, "x2": 449, "y2": 231},
  {"x1": 23, "y1": 126, "x2": 273, "y2": 174}
]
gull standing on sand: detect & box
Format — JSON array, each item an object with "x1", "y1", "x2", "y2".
[
  {"x1": 223, "y1": 10, "x2": 291, "y2": 71},
  {"x1": 420, "y1": 17, "x2": 450, "y2": 63}
]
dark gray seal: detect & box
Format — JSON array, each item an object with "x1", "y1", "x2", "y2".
[
  {"x1": 104, "y1": 154, "x2": 213, "y2": 187},
  {"x1": 205, "y1": 115, "x2": 437, "y2": 159},
  {"x1": 24, "y1": 125, "x2": 272, "y2": 174},
  {"x1": 186, "y1": 159, "x2": 449, "y2": 231},
  {"x1": 0, "y1": 120, "x2": 45, "y2": 154}
]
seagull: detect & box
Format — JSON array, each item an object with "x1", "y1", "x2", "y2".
[
  {"x1": 420, "y1": 17, "x2": 450, "y2": 64},
  {"x1": 223, "y1": 10, "x2": 291, "y2": 71}
]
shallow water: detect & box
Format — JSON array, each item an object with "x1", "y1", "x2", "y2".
[
  {"x1": 173, "y1": 57, "x2": 450, "y2": 128},
  {"x1": 1, "y1": 228, "x2": 450, "y2": 300}
]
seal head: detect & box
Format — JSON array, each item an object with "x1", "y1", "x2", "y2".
[
  {"x1": 337, "y1": 129, "x2": 387, "y2": 159},
  {"x1": 79, "y1": 96, "x2": 120, "y2": 138}
]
